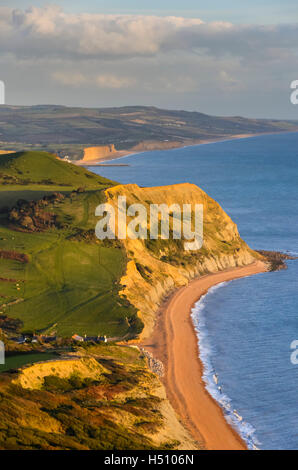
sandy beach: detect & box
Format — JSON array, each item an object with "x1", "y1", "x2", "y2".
[
  {"x1": 141, "y1": 260, "x2": 268, "y2": 450},
  {"x1": 77, "y1": 131, "x2": 294, "y2": 165}
]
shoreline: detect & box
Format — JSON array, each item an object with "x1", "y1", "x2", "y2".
[
  {"x1": 141, "y1": 260, "x2": 268, "y2": 450},
  {"x1": 78, "y1": 131, "x2": 298, "y2": 165}
]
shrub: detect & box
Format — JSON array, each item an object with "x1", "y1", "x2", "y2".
[{"x1": 43, "y1": 375, "x2": 72, "y2": 392}]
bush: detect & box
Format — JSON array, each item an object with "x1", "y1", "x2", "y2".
[{"x1": 43, "y1": 375, "x2": 72, "y2": 392}]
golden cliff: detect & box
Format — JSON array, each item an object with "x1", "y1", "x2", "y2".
[
  {"x1": 105, "y1": 183, "x2": 263, "y2": 339},
  {"x1": 81, "y1": 145, "x2": 116, "y2": 162}
]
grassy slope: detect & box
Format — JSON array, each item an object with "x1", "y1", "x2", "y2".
[
  {"x1": 0, "y1": 150, "x2": 116, "y2": 208},
  {"x1": 0, "y1": 344, "x2": 184, "y2": 450},
  {"x1": 0, "y1": 150, "x2": 114, "y2": 185},
  {"x1": 0, "y1": 352, "x2": 58, "y2": 373},
  {"x1": 0, "y1": 151, "x2": 139, "y2": 337}
]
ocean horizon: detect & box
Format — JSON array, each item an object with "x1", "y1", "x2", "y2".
[{"x1": 90, "y1": 132, "x2": 298, "y2": 449}]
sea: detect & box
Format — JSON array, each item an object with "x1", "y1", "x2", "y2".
[{"x1": 89, "y1": 132, "x2": 298, "y2": 450}]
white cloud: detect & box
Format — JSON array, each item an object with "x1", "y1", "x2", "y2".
[
  {"x1": 52, "y1": 71, "x2": 89, "y2": 87},
  {"x1": 96, "y1": 74, "x2": 136, "y2": 89},
  {"x1": 0, "y1": 6, "x2": 205, "y2": 59},
  {"x1": 52, "y1": 71, "x2": 136, "y2": 89},
  {"x1": 219, "y1": 70, "x2": 242, "y2": 90},
  {"x1": 0, "y1": 5, "x2": 296, "y2": 63},
  {"x1": 1, "y1": 6, "x2": 297, "y2": 117}
]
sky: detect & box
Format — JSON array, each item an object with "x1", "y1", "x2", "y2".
[
  {"x1": 3, "y1": 0, "x2": 298, "y2": 23},
  {"x1": 0, "y1": 1, "x2": 298, "y2": 118}
]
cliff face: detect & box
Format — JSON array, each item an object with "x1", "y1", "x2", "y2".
[
  {"x1": 82, "y1": 145, "x2": 116, "y2": 162},
  {"x1": 105, "y1": 183, "x2": 263, "y2": 339}
]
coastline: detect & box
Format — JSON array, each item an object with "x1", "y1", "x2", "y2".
[
  {"x1": 141, "y1": 260, "x2": 268, "y2": 450},
  {"x1": 77, "y1": 131, "x2": 298, "y2": 165}
]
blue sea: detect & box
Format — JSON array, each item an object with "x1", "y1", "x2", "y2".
[{"x1": 90, "y1": 132, "x2": 298, "y2": 450}]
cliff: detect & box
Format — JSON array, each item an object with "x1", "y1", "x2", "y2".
[
  {"x1": 105, "y1": 183, "x2": 263, "y2": 339},
  {"x1": 82, "y1": 145, "x2": 116, "y2": 162},
  {"x1": 0, "y1": 177, "x2": 267, "y2": 450}
]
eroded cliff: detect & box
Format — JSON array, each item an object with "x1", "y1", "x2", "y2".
[
  {"x1": 105, "y1": 183, "x2": 264, "y2": 339},
  {"x1": 82, "y1": 145, "x2": 116, "y2": 162}
]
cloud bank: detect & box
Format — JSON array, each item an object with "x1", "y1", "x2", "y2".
[
  {"x1": 0, "y1": 5, "x2": 297, "y2": 117},
  {"x1": 0, "y1": 5, "x2": 297, "y2": 61}
]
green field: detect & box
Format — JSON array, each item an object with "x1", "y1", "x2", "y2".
[
  {"x1": 0, "y1": 352, "x2": 58, "y2": 373},
  {"x1": 0, "y1": 150, "x2": 115, "y2": 188},
  {"x1": 0, "y1": 151, "x2": 140, "y2": 338}
]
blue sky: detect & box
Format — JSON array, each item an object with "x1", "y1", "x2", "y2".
[
  {"x1": 3, "y1": 0, "x2": 298, "y2": 23},
  {"x1": 0, "y1": 2, "x2": 297, "y2": 118}
]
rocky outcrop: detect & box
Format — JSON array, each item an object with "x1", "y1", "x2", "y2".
[
  {"x1": 257, "y1": 250, "x2": 297, "y2": 271},
  {"x1": 105, "y1": 183, "x2": 264, "y2": 339},
  {"x1": 140, "y1": 348, "x2": 164, "y2": 377}
]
